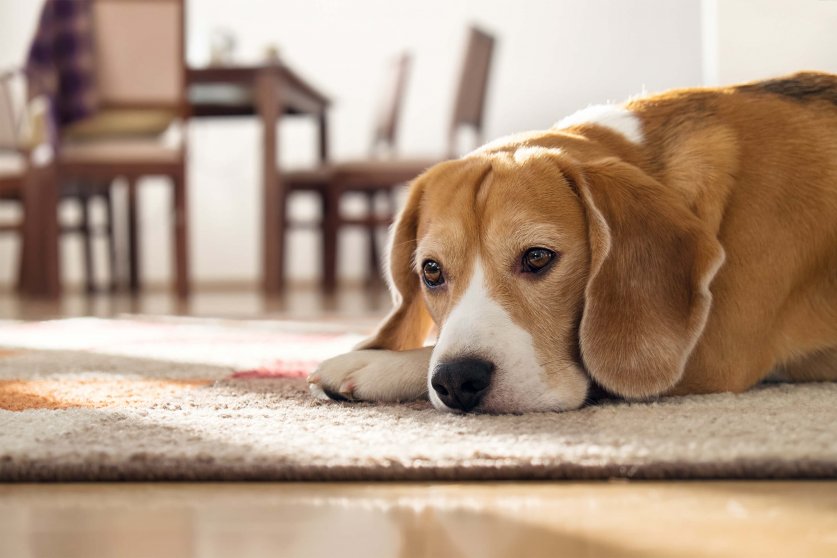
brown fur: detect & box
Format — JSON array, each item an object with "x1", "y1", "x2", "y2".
[{"x1": 363, "y1": 71, "x2": 837, "y2": 400}]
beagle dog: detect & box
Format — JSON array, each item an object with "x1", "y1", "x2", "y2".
[{"x1": 309, "y1": 71, "x2": 837, "y2": 413}]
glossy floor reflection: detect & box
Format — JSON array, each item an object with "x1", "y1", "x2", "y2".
[
  {"x1": 0, "y1": 482, "x2": 834, "y2": 558},
  {"x1": 0, "y1": 284, "x2": 391, "y2": 322}
]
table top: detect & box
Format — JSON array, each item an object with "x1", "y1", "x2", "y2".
[{"x1": 188, "y1": 63, "x2": 330, "y2": 117}]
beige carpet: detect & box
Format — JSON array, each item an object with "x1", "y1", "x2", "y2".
[{"x1": 0, "y1": 318, "x2": 834, "y2": 481}]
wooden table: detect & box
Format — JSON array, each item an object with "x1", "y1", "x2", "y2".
[
  {"x1": 21, "y1": 62, "x2": 330, "y2": 298},
  {"x1": 188, "y1": 63, "x2": 331, "y2": 294}
]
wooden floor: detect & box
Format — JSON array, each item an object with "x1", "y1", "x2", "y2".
[
  {"x1": 0, "y1": 482, "x2": 834, "y2": 558},
  {"x1": 0, "y1": 284, "x2": 392, "y2": 322},
  {"x1": 1, "y1": 287, "x2": 835, "y2": 558}
]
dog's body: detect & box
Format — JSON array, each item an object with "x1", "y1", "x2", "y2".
[{"x1": 310, "y1": 71, "x2": 837, "y2": 413}]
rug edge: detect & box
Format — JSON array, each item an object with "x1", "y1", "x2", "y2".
[{"x1": 2, "y1": 457, "x2": 835, "y2": 482}]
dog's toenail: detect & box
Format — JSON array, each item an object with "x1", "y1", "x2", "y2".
[{"x1": 339, "y1": 380, "x2": 354, "y2": 396}]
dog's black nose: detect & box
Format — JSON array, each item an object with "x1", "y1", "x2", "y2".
[{"x1": 431, "y1": 358, "x2": 494, "y2": 412}]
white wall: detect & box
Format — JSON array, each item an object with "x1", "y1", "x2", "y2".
[
  {"x1": 1, "y1": 0, "x2": 706, "y2": 287},
  {"x1": 705, "y1": 0, "x2": 837, "y2": 85}
]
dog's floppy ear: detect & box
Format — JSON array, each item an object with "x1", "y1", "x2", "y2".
[
  {"x1": 356, "y1": 178, "x2": 434, "y2": 351},
  {"x1": 563, "y1": 157, "x2": 725, "y2": 399}
]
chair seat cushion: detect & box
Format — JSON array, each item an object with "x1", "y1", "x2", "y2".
[
  {"x1": 60, "y1": 138, "x2": 181, "y2": 165},
  {"x1": 62, "y1": 109, "x2": 176, "y2": 141},
  {"x1": 0, "y1": 152, "x2": 25, "y2": 180}
]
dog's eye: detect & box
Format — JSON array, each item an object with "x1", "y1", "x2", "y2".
[
  {"x1": 521, "y1": 248, "x2": 556, "y2": 274},
  {"x1": 422, "y1": 260, "x2": 445, "y2": 288}
]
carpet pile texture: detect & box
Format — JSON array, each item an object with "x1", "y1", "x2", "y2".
[{"x1": 0, "y1": 317, "x2": 834, "y2": 481}]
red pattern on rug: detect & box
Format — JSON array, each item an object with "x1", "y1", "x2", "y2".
[{"x1": 231, "y1": 359, "x2": 321, "y2": 379}]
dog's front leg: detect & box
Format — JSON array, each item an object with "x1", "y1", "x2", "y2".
[{"x1": 308, "y1": 347, "x2": 432, "y2": 402}]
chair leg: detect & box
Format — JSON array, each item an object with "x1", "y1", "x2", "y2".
[
  {"x1": 172, "y1": 170, "x2": 189, "y2": 299},
  {"x1": 103, "y1": 186, "x2": 118, "y2": 292},
  {"x1": 322, "y1": 189, "x2": 339, "y2": 295},
  {"x1": 366, "y1": 191, "x2": 381, "y2": 288},
  {"x1": 277, "y1": 190, "x2": 290, "y2": 296},
  {"x1": 275, "y1": 187, "x2": 288, "y2": 293},
  {"x1": 127, "y1": 178, "x2": 140, "y2": 293},
  {"x1": 79, "y1": 190, "x2": 95, "y2": 294}
]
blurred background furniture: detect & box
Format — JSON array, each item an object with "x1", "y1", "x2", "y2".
[
  {"x1": 0, "y1": 68, "x2": 46, "y2": 296},
  {"x1": 24, "y1": 0, "x2": 190, "y2": 298},
  {"x1": 282, "y1": 26, "x2": 496, "y2": 294},
  {"x1": 11, "y1": 4, "x2": 495, "y2": 298},
  {"x1": 187, "y1": 63, "x2": 330, "y2": 295},
  {"x1": 23, "y1": 0, "x2": 331, "y2": 298}
]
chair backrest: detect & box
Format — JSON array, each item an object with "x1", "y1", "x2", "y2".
[
  {"x1": 448, "y1": 26, "x2": 496, "y2": 157},
  {"x1": 370, "y1": 52, "x2": 412, "y2": 157},
  {"x1": 92, "y1": 0, "x2": 185, "y2": 114},
  {"x1": 0, "y1": 70, "x2": 23, "y2": 152}
]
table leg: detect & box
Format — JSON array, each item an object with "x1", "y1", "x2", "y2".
[
  {"x1": 257, "y1": 66, "x2": 285, "y2": 294},
  {"x1": 20, "y1": 164, "x2": 60, "y2": 298}
]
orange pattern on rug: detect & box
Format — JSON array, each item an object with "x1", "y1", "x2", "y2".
[{"x1": 0, "y1": 378, "x2": 213, "y2": 411}]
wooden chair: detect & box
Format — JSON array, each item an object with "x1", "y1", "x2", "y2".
[
  {"x1": 282, "y1": 27, "x2": 496, "y2": 294},
  {"x1": 0, "y1": 72, "x2": 26, "y2": 258},
  {"x1": 0, "y1": 69, "x2": 33, "y2": 291},
  {"x1": 53, "y1": 0, "x2": 189, "y2": 297},
  {"x1": 2, "y1": 67, "x2": 120, "y2": 294},
  {"x1": 282, "y1": 52, "x2": 416, "y2": 292}
]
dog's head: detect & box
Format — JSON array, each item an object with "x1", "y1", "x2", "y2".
[{"x1": 360, "y1": 145, "x2": 723, "y2": 413}]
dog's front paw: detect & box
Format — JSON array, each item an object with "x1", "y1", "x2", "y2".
[{"x1": 308, "y1": 348, "x2": 432, "y2": 403}]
